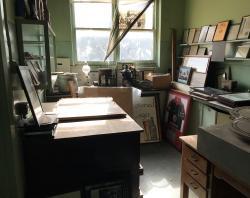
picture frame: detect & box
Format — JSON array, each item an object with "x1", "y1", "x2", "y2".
[
  {"x1": 182, "y1": 29, "x2": 189, "y2": 44},
  {"x1": 193, "y1": 28, "x2": 201, "y2": 43},
  {"x1": 227, "y1": 23, "x2": 240, "y2": 41},
  {"x1": 190, "y1": 71, "x2": 207, "y2": 87},
  {"x1": 187, "y1": 28, "x2": 196, "y2": 44},
  {"x1": 213, "y1": 20, "x2": 230, "y2": 41},
  {"x1": 237, "y1": 15, "x2": 250, "y2": 39},
  {"x1": 177, "y1": 66, "x2": 192, "y2": 85},
  {"x1": 189, "y1": 45, "x2": 198, "y2": 55},
  {"x1": 182, "y1": 46, "x2": 190, "y2": 56},
  {"x1": 182, "y1": 56, "x2": 210, "y2": 73},
  {"x1": 198, "y1": 25, "x2": 209, "y2": 43},
  {"x1": 84, "y1": 180, "x2": 128, "y2": 198},
  {"x1": 235, "y1": 45, "x2": 250, "y2": 58},
  {"x1": 133, "y1": 90, "x2": 161, "y2": 143},
  {"x1": 164, "y1": 90, "x2": 191, "y2": 150},
  {"x1": 197, "y1": 47, "x2": 207, "y2": 56},
  {"x1": 205, "y1": 25, "x2": 217, "y2": 42}
]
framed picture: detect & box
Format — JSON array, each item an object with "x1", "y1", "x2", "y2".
[
  {"x1": 177, "y1": 66, "x2": 192, "y2": 84},
  {"x1": 237, "y1": 15, "x2": 250, "y2": 39},
  {"x1": 190, "y1": 71, "x2": 207, "y2": 87},
  {"x1": 227, "y1": 24, "x2": 240, "y2": 41},
  {"x1": 84, "y1": 180, "x2": 128, "y2": 198},
  {"x1": 182, "y1": 46, "x2": 190, "y2": 56},
  {"x1": 193, "y1": 28, "x2": 201, "y2": 43},
  {"x1": 235, "y1": 45, "x2": 250, "y2": 58},
  {"x1": 213, "y1": 20, "x2": 230, "y2": 41},
  {"x1": 164, "y1": 90, "x2": 191, "y2": 150},
  {"x1": 182, "y1": 29, "x2": 189, "y2": 44},
  {"x1": 182, "y1": 56, "x2": 210, "y2": 73},
  {"x1": 187, "y1": 28, "x2": 196, "y2": 44},
  {"x1": 198, "y1": 25, "x2": 209, "y2": 43},
  {"x1": 205, "y1": 25, "x2": 217, "y2": 42},
  {"x1": 189, "y1": 45, "x2": 198, "y2": 55},
  {"x1": 133, "y1": 90, "x2": 161, "y2": 143},
  {"x1": 197, "y1": 47, "x2": 207, "y2": 55}
]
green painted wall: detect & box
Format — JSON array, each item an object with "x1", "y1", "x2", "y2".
[
  {"x1": 183, "y1": 0, "x2": 250, "y2": 91},
  {"x1": 48, "y1": 0, "x2": 73, "y2": 63}
]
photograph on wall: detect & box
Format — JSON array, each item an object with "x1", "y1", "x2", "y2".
[
  {"x1": 164, "y1": 90, "x2": 191, "y2": 150},
  {"x1": 133, "y1": 90, "x2": 161, "y2": 143}
]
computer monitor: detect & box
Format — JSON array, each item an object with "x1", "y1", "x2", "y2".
[{"x1": 17, "y1": 65, "x2": 43, "y2": 126}]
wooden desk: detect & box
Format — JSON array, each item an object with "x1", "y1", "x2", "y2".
[
  {"x1": 180, "y1": 135, "x2": 250, "y2": 198},
  {"x1": 22, "y1": 101, "x2": 143, "y2": 198}
]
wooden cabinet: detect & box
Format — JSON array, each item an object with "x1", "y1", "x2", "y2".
[
  {"x1": 16, "y1": 19, "x2": 56, "y2": 96},
  {"x1": 180, "y1": 135, "x2": 210, "y2": 198}
]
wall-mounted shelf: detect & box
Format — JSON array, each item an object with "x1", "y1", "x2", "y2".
[{"x1": 225, "y1": 57, "x2": 250, "y2": 61}]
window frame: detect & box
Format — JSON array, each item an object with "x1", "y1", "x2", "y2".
[{"x1": 71, "y1": 0, "x2": 157, "y2": 66}]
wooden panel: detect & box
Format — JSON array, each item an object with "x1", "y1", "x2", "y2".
[
  {"x1": 183, "y1": 144, "x2": 208, "y2": 174},
  {"x1": 78, "y1": 87, "x2": 133, "y2": 116},
  {"x1": 183, "y1": 159, "x2": 208, "y2": 188},
  {"x1": 182, "y1": 172, "x2": 207, "y2": 198}
]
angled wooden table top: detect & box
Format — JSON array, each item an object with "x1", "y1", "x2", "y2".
[{"x1": 42, "y1": 97, "x2": 143, "y2": 140}]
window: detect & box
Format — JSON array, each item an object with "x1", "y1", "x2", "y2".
[{"x1": 72, "y1": 0, "x2": 155, "y2": 63}]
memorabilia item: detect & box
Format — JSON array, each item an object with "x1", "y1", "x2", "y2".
[
  {"x1": 182, "y1": 29, "x2": 189, "y2": 44},
  {"x1": 164, "y1": 90, "x2": 191, "y2": 150},
  {"x1": 237, "y1": 15, "x2": 250, "y2": 39},
  {"x1": 193, "y1": 28, "x2": 201, "y2": 43},
  {"x1": 189, "y1": 45, "x2": 198, "y2": 55},
  {"x1": 205, "y1": 25, "x2": 217, "y2": 42},
  {"x1": 187, "y1": 28, "x2": 196, "y2": 44},
  {"x1": 182, "y1": 46, "x2": 190, "y2": 56},
  {"x1": 217, "y1": 92, "x2": 250, "y2": 107},
  {"x1": 235, "y1": 45, "x2": 250, "y2": 58},
  {"x1": 133, "y1": 90, "x2": 161, "y2": 143},
  {"x1": 177, "y1": 66, "x2": 192, "y2": 84},
  {"x1": 198, "y1": 25, "x2": 209, "y2": 43},
  {"x1": 190, "y1": 71, "x2": 207, "y2": 87},
  {"x1": 197, "y1": 47, "x2": 207, "y2": 55},
  {"x1": 213, "y1": 20, "x2": 230, "y2": 41},
  {"x1": 227, "y1": 24, "x2": 240, "y2": 41},
  {"x1": 182, "y1": 56, "x2": 210, "y2": 73},
  {"x1": 84, "y1": 180, "x2": 128, "y2": 198},
  {"x1": 211, "y1": 41, "x2": 226, "y2": 62}
]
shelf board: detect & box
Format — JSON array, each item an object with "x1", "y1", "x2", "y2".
[
  {"x1": 23, "y1": 41, "x2": 45, "y2": 45},
  {"x1": 180, "y1": 42, "x2": 213, "y2": 46},
  {"x1": 226, "y1": 39, "x2": 250, "y2": 43},
  {"x1": 178, "y1": 55, "x2": 211, "y2": 58},
  {"x1": 225, "y1": 57, "x2": 250, "y2": 61}
]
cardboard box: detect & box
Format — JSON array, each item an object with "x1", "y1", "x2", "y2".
[{"x1": 145, "y1": 73, "x2": 172, "y2": 89}]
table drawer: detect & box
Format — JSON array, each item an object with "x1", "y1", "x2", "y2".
[
  {"x1": 183, "y1": 159, "x2": 208, "y2": 188},
  {"x1": 183, "y1": 144, "x2": 208, "y2": 173},
  {"x1": 182, "y1": 171, "x2": 207, "y2": 198}
]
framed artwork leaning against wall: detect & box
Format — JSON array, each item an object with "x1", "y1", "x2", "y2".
[{"x1": 164, "y1": 90, "x2": 191, "y2": 150}]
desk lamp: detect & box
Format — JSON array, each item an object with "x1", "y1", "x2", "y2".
[{"x1": 82, "y1": 63, "x2": 91, "y2": 85}]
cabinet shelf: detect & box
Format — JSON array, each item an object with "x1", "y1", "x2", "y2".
[{"x1": 178, "y1": 55, "x2": 211, "y2": 59}]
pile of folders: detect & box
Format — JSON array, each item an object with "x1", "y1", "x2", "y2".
[{"x1": 190, "y1": 87, "x2": 250, "y2": 107}]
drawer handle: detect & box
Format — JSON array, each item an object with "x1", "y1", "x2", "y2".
[
  {"x1": 190, "y1": 169, "x2": 199, "y2": 176},
  {"x1": 191, "y1": 154, "x2": 199, "y2": 162},
  {"x1": 190, "y1": 181, "x2": 199, "y2": 190}
]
